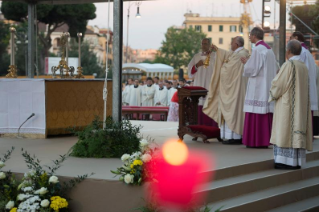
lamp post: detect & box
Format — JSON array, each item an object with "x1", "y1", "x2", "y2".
[{"x1": 125, "y1": 1, "x2": 141, "y2": 63}]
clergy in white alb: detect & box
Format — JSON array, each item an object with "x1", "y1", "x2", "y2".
[
  {"x1": 122, "y1": 78, "x2": 133, "y2": 105},
  {"x1": 166, "y1": 81, "x2": 177, "y2": 106},
  {"x1": 240, "y1": 27, "x2": 278, "y2": 148},
  {"x1": 129, "y1": 79, "x2": 142, "y2": 106},
  {"x1": 142, "y1": 77, "x2": 156, "y2": 106},
  {"x1": 188, "y1": 38, "x2": 218, "y2": 127},
  {"x1": 154, "y1": 82, "x2": 168, "y2": 106},
  {"x1": 269, "y1": 40, "x2": 312, "y2": 169},
  {"x1": 203, "y1": 36, "x2": 249, "y2": 145}
]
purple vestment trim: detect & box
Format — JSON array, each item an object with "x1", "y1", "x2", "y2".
[{"x1": 256, "y1": 40, "x2": 271, "y2": 49}]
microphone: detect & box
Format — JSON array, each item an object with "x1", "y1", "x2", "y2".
[{"x1": 17, "y1": 113, "x2": 35, "y2": 138}]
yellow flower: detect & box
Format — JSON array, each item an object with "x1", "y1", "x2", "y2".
[
  {"x1": 50, "y1": 196, "x2": 68, "y2": 211},
  {"x1": 10, "y1": 208, "x2": 17, "y2": 212},
  {"x1": 133, "y1": 160, "x2": 143, "y2": 166},
  {"x1": 130, "y1": 164, "x2": 134, "y2": 169}
]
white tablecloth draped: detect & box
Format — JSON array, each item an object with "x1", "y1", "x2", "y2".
[{"x1": 0, "y1": 79, "x2": 46, "y2": 135}]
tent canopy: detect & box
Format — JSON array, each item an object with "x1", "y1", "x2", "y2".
[{"x1": 123, "y1": 63, "x2": 174, "y2": 73}]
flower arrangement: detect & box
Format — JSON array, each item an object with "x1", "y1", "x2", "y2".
[
  {"x1": 111, "y1": 138, "x2": 157, "y2": 185},
  {"x1": 0, "y1": 147, "x2": 93, "y2": 212}
]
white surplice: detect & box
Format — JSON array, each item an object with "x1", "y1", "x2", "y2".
[
  {"x1": 122, "y1": 85, "x2": 133, "y2": 105},
  {"x1": 188, "y1": 52, "x2": 216, "y2": 105},
  {"x1": 129, "y1": 86, "x2": 142, "y2": 106},
  {"x1": 243, "y1": 41, "x2": 278, "y2": 114},
  {"x1": 154, "y1": 87, "x2": 168, "y2": 106},
  {"x1": 142, "y1": 85, "x2": 156, "y2": 106},
  {"x1": 167, "y1": 87, "x2": 177, "y2": 106},
  {"x1": 299, "y1": 46, "x2": 318, "y2": 111}
]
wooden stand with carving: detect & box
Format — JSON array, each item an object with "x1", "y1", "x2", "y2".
[{"x1": 177, "y1": 86, "x2": 221, "y2": 143}]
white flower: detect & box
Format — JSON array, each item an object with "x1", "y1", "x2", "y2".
[
  {"x1": 5, "y1": 201, "x2": 14, "y2": 209},
  {"x1": 124, "y1": 174, "x2": 134, "y2": 184},
  {"x1": 0, "y1": 172, "x2": 6, "y2": 180},
  {"x1": 141, "y1": 154, "x2": 152, "y2": 163},
  {"x1": 35, "y1": 187, "x2": 48, "y2": 195},
  {"x1": 139, "y1": 139, "x2": 149, "y2": 147},
  {"x1": 40, "y1": 199, "x2": 50, "y2": 207},
  {"x1": 49, "y1": 176, "x2": 59, "y2": 184},
  {"x1": 22, "y1": 186, "x2": 34, "y2": 192},
  {"x1": 0, "y1": 161, "x2": 5, "y2": 168},
  {"x1": 121, "y1": 154, "x2": 130, "y2": 162}
]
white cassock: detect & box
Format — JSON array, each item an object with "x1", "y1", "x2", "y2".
[
  {"x1": 122, "y1": 85, "x2": 133, "y2": 105},
  {"x1": 154, "y1": 87, "x2": 168, "y2": 106},
  {"x1": 129, "y1": 85, "x2": 142, "y2": 106},
  {"x1": 299, "y1": 46, "x2": 318, "y2": 111},
  {"x1": 142, "y1": 85, "x2": 156, "y2": 106},
  {"x1": 188, "y1": 52, "x2": 216, "y2": 105},
  {"x1": 167, "y1": 87, "x2": 177, "y2": 106}
]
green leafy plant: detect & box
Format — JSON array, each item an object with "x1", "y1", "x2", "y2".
[{"x1": 70, "y1": 116, "x2": 143, "y2": 158}]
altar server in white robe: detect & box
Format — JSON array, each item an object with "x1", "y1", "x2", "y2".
[
  {"x1": 129, "y1": 79, "x2": 142, "y2": 106},
  {"x1": 154, "y1": 81, "x2": 168, "y2": 106},
  {"x1": 166, "y1": 81, "x2": 177, "y2": 106},
  {"x1": 269, "y1": 40, "x2": 312, "y2": 169},
  {"x1": 240, "y1": 27, "x2": 278, "y2": 148},
  {"x1": 291, "y1": 32, "x2": 318, "y2": 131},
  {"x1": 188, "y1": 38, "x2": 218, "y2": 127},
  {"x1": 142, "y1": 77, "x2": 156, "y2": 106},
  {"x1": 122, "y1": 78, "x2": 133, "y2": 105}
]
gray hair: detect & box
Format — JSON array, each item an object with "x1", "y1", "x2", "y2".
[
  {"x1": 235, "y1": 36, "x2": 244, "y2": 47},
  {"x1": 202, "y1": 38, "x2": 211, "y2": 45},
  {"x1": 286, "y1": 40, "x2": 302, "y2": 55},
  {"x1": 250, "y1": 27, "x2": 264, "y2": 40}
]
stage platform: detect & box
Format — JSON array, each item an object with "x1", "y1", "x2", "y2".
[{"x1": 1, "y1": 121, "x2": 319, "y2": 211}]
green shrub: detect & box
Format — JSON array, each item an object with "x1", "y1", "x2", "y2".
[{"x1": 70, "y1": 117, "x2": 142, "y2": 158}]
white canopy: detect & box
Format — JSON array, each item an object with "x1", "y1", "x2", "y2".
[{"x1": 122, "y1": 63, "x2": 174, "y2": 79}]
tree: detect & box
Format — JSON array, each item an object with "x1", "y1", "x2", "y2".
[
  {"x1": 1, "y1": 2, "x2": 97, "y2": 74},
  {"x1": 0, "y1": 22, "x2": 10, "y2": 76},
  {"x1": 68, "y1": 39, "x2": 105, "y2": 77},
  {"x1": 154, "y1": 27, "x2": 206, "y2": 69},
  {"x1": 290, "y1": 4, "x2": 317, "y2": 34}
]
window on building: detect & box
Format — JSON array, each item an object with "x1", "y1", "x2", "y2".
[
  {"x1": 239, "y1": 25, "x2": 243, "y2": 33},
  {"x1": 230, "y1": 25, "x2": 237, "y2": 32},
  {"x1": 208, "y1": 38, "x2": 212, "y2": 44},
  {"x1": 208, "y1": 25, "x2": 212, "y2": 32},
  {"x1": 219, "y1": 25, "x2": 223, "y2": 32},
  {"x1": 189, "y1": 25, "x2": 193, "y2": 29},
  {"x1": 219, "y1": 38, "x2": 223, "y2": 44},
  {"x1": 195, "y1": 25, "x2": 202, "y2": 32}
]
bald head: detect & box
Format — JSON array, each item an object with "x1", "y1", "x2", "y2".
[
  {"x1": 286, "y1": 40, "x2": 302, "y2": 59},
  {"x1": 231, "y1": 36, "x2": 245, "y2": 51}
]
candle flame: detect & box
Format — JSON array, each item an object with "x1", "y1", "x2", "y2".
[{"x1": 162, "y1": 140, "x2": 188, "y2": 166}]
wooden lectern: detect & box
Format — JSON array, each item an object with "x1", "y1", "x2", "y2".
[{"x1": 177, "y1": 86, "x2": 220, "y2": 143}]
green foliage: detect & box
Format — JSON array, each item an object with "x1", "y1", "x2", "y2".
[
  {"x1": 70, "y1": 116, "x2": 142, "y2": 158},
  {"x1": 0, "y1": 21, "x2": 10, "y2": 76},
  {"x1": 68, "y1": 39, "x2": 105, "y2": 77},
  {"x1": 154, "y1": 27, "x2": 206, "y2": 69},
  {"x1": 290, "y1": 4, "x2": 317, "y2": 34}
]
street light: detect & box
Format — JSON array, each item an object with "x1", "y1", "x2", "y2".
[
  {"x1": 125, "y1": 1, "x2": 142, "y2": 63},
  {"x1": 262, "y1": 0, "x2": 271, "y2": 29}
]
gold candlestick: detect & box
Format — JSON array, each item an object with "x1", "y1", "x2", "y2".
[
  {"x1": 6, "y1": 27, "x2": 17, "y2": 78},
  {"x1": 76, "y1": 33, "x2": 84, "y2": 78}
]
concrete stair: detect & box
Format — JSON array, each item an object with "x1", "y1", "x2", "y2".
[{"x1": 196, "y1": 150, "x2": 319, "y2": 212}]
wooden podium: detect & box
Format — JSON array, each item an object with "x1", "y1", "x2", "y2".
[{"x1": 177, "y1": 86, "x2": 221, "y2": 143}]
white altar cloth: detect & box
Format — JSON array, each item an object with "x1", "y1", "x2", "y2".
[{"x1": 0, "y1": 79, "x2": 46, "y2": 136}]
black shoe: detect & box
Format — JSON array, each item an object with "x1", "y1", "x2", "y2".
[
  {"x1": 222, "y1": 139, "x2": 242, "y2": 145},
  {"x1": 274, "y1": 163, "x2": 301, "y2": 170}
]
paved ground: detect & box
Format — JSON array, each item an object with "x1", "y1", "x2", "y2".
[{"x1": 1, "y1": 121, "x2": 318, "y2": 180}]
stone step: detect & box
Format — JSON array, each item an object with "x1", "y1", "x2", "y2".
[
  {"x1": 207, "y1": 177, "x2": 319, "y2": 212},
  {"x1": 267, "y1": 195, "x2": 319, "y2": 212}
]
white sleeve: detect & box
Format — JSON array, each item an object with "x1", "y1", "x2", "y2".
[{"x1": 243, "y1": 48, "x2": 264, "y2": 77}]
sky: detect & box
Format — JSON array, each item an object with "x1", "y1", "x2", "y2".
[{"x1": 88, "y1": 0, "x2": 285, "y2": 50}]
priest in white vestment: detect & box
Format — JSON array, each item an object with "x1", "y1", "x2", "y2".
[
  {"x1": 188, "y1": 38, "x2": 218, "y2": 127},
  {"x1": 166, "y1": 81, "x2": 177, "y2": 106},
  {"x1": 154, "y1": 82, "x2": 168, "y2": 106},
  {"x1": 129, "y1": 79, "x2": 142, "y2": 106},
  {"x1": 291, "y1": 31, "x2": 318, "y2": 135},
  {"x1": 203, "y1": 36, "x2": 249, "y2": 145},
  {"x1": 269, "y1": 40, "x2": 312, "y2": 169},
  {"x1": 240, "y1": 27, "x2": 278, "y2": 148},
  {"x1": 142, "y1": 77, "x2": 156, "y2": 106},
  {"x1": 122, "y1": 78, "x2": 133, "y2": 105}
]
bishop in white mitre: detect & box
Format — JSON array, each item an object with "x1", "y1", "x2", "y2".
[
  {"x1": 188, "y1": 38, "x2": 218, "y2": 127},
  {"x1": 142, "y1": 77, "x2": 156, "y2": 106},
  {"x1": 129, "y1": 79, "x2": 142, "y2": 106},
  {"x1": 154, "y1": 81, "x2": 168, "y2": 106},
  {"x1": 122, "y1": 78, "x2": 133, "y2": 105},
  {"x1": 240, "y1": 27, "x2": 278, "y2": 148},
  {"x1": 269, "y1": 40, "x2": 312, "y2": 169}
]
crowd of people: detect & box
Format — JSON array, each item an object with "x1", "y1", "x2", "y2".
[{"x1": 123, "y1": 27, "x2": 317, "y2": 170}]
